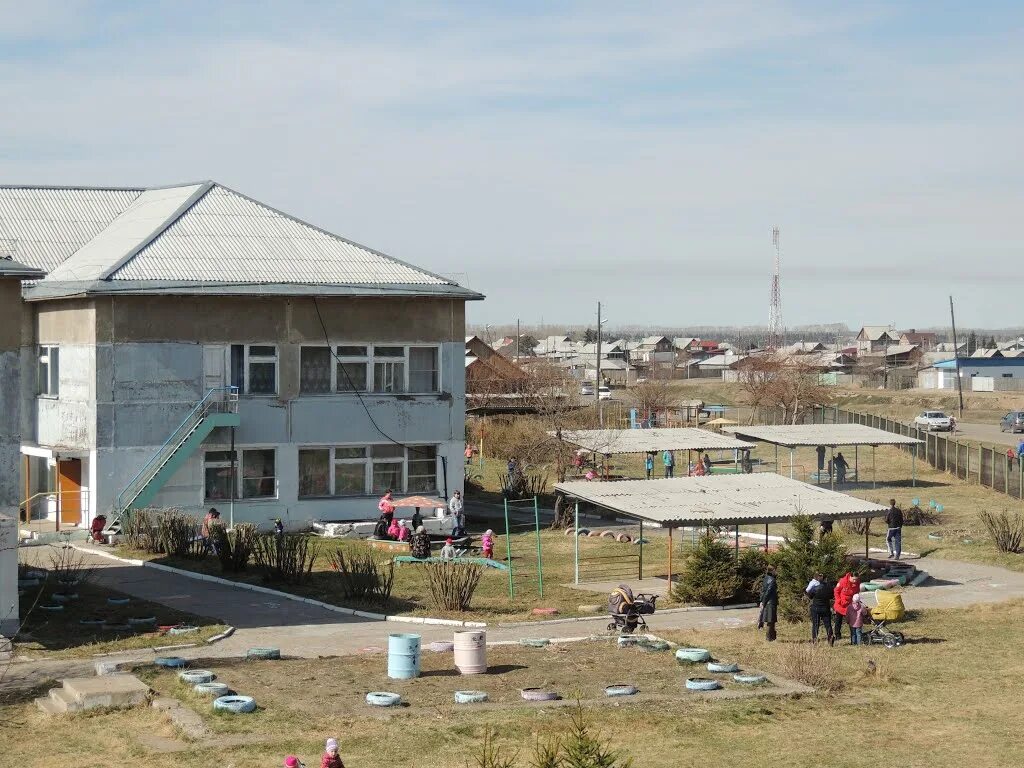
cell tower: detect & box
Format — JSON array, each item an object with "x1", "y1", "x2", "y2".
[{"x1": 767, "y1": 226, "x2": 782, "y2": 350}]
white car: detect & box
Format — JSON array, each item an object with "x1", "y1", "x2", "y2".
[
  {"x1": 580, "y1": 383, "x2": 595, "y2": 396},
  {"x1": 598, "y1": 385, "x2": 612, "y2": 401},
  {"x1": 914, "y1": 411, "x2": 953, "y2": 432}
]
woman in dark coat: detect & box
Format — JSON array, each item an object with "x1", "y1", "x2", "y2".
[{"x1": 758, "y1": 565, "x2": 779, "y2": 641}]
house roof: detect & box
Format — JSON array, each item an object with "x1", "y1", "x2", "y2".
[
  {"x1": 673, "y1": 337, "x2": 698, "y2": 349},
  {"x1": 900, "y1": 331, "x2": 936, "y2": 343},
  {"x1": 0, "y1": 255, "x2": 46, "y2": 279},
  {"x1": 857, "y1": 326, "x2": 897, "y2": 341},
  {"x1": 933, "y1": 357, "x2": 1024, "y2": 369},
  {"x1": 1, "y1": 182, "x2": 481, "y2": 300}
]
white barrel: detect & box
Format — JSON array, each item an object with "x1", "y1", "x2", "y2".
[{"x1": 453, "y1": 630, "x2": 487, "y2": 675}]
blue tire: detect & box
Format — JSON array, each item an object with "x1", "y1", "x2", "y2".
[
  {"x1": 617, "y1": 636, "x2": 640, "y2": 648},
  {"x1": 168, "y1": 625, "x2": 200, "y2": 635},
  {"x1": 604, "y1": 684, "x2": 638, "y2": 697},
  {"x1": 107, "y1": 597, "x2": 130, "y2": 606},
  {"x1": 366, "y1": 692, "x2": 402, "y2": 707},
  {"x1": 213, "y1": 695, "x2": 256, "y2": 713},
  {"x1": 675, "y1": 648, "x2": 710, "y2": 663},
  {"x1": 685, "y1": 677, "x2": 721, "y2": 691},
  {"x1": 733, "y1": 673, "x2": 767, "y2": 685},
  {"x1": 155, "y1": 657, "x2": 188, "y2": 668},
  {"x1": 179, "y1": 670, "x2": 215, "y2": 684},
  {"x1": 128, "y1": 616, "x2": 156, "y2": 626},
  {"x1": 454, "y1": 690, "x2": 489, "y2": 704},
  {"x1": 246, "y1": 647, "x2": 281, "y2": 660},
  {"x1": 520, "y1": 639, "x2": 550, "y2": 648},
  {"x1": 194, "y1": 682, "x2": 231, "y2": 697},
  {"x1": 707, "y1": 661, "x2": 739, "y2": 674},
  {"x1": 642, "y1": 640, "x2": 670, "y2": 652}
]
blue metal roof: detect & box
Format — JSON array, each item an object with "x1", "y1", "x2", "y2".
[{"x1": 933, "y1": 357, "x2": 1024, "y2": 369}]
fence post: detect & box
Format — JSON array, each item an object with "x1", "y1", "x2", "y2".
[
  {"x1": 1006, "y1": 455, "x2": 1010, "y2": 496},
  {"x1": 534, "y1": 495, "x2": 543, "y2": 598}
]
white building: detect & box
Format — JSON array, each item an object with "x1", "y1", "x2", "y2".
[{"x1": 2, "y1": 182, "x2": 482, "y2": 533}]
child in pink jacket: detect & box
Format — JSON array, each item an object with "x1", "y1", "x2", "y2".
[
  {"x1": 847, "y1": 593, "x2": 869, "y2": 645},
  {"x1": 482, "y1": 529, "x2": 495, "y2": 559}
]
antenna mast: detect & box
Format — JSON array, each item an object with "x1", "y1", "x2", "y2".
[{"x1": 767, "y1": 226, "x2": 782, "y2": 350}]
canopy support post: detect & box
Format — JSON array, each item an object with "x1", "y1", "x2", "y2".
[
  {"x1": 830, "y1": 445, "x2": 835, "y2": 491},
  {"x1": 765, "y1": 523, "x2": 769, "y2": 550},
  {"x1": 734, "y1": 524, "x2": 740, "y2": 561},
  {"x1": 865, "y1": 516, "x2": 870, "y2": 558},
  {"x1": 667, "y1": 526, "x2": 673, "y2": 595},
  {"x1": 855, "y1": 445, "x2": 859, "y2": 485},
  {"x1": 775, "y1": 444, "x2": 779, "y2": 475},
  {"x1": 638, "y1": 520, "x2": 644, "y2": 579},
  {"x1": 912, "y1": 445, "x2": 917, "y2": 487},
  {"x1": 573, "y1": 501, "x2": 580, "y2": 585},
  {"x1": 789, "y1": 448, "x2": 794, "y2": 479},
  {"x1": 873, "y1": 445, "x2": 877, "y2": 489}
]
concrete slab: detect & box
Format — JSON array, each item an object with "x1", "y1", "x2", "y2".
[
  {"x1": 63, "y1": 674, "x2": 150, "y2": 708},
  {"x1": 35, "y1": 696, "x2": 64, "y2": 715},
  {"x1": 47, "y1": 686, "x2": 81, "y2": 713}
]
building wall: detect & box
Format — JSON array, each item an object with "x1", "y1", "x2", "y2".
[
  {"x1": 26, "y1": 294, "x2": 468, "y2": 527},
  {"x1": 0, "y1": 280, "x2": 24, "y2": 635}
]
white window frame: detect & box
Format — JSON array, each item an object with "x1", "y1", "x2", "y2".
[
  {"x1": 230, "y1": 344, "x2": 279, "y2": 396},
  {"x1": 295, "y1": 443, "x2": 439, "y2": 497},
  {"x1": 203, "y1": 447, "x2": 278, "y2": 501},
  {"x1": 38, "y1": 345, "x2": 59, "y2": 398},
  {"x1": 297, "y1": 343, "x2": 442, "y2": 395}
]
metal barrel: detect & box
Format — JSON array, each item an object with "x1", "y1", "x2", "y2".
[
  {"x1": 387, "y1": 633, "x2": 422, "y2": 680},
  {"x1": 453, "y1": 630, "x2": 487, "y2": 675}
]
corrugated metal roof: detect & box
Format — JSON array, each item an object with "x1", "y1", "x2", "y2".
[
  {"x1": 0, "y1": 186, "x2": 142, "y2": 273},
  {"x1": 111, "y1": 185, "x2": 451, "y2": 286},
  {"x1": 0, "y1": 256, "x2": 45, "y2": 278},
  {"x1": 555, "y1": 474, "x2": 889, "y2": 526},
  {"x1": 555, "y1": 428, "x2": 755, "y2": 454},
  {"x1": 723, "y1": 423, "x2": 922, "y2": 447}
]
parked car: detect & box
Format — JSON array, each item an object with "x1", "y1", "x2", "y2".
[
  {"x1": 598, "y1": 385, "x2": 612, "y2": 401},
  {"x1": 580, "y1": 383, "x2": 595, "y2": 396},
  {"x1": 914, "y1": 411, "x2": 953, "y2": 431},
  {"x1": 1000, "y1": 411, "x2": 1024, "y2": 433}
]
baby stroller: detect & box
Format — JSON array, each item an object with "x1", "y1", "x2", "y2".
[
  {"x1": 864, "y1": 590, "x2": 906, "y2": 648},
  {"x1": 607, "y1": 584, "x2": 658, "y2": 634}
]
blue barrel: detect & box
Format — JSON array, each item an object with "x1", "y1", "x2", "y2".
[{"x1": 387, "y1": 633, "x2": 422, "y2": 680}]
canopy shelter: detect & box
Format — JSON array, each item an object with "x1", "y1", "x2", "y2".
[
  {"x1": 554, "y1": 427, "x2": 755, "y2": 478},
  {"x1": 555, "y1": 474, "x2": 889, "y2": 586},
  {"x1": 392, "y1": 495, "x2": 447, "y2": 509},
  {"x1": 722, "y1": 423, "x2": 924, "y2": 489}
]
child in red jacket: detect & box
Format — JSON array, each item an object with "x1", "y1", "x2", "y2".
[{"x1": 322, "y1": 738, "x2": 345, "y2": 768}]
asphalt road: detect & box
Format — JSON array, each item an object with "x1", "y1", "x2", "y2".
[{"x1": 953, "y1": 421, "x2": 1024, "y2": 449}]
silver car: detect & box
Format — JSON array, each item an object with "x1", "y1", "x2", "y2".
[{"x1": 1001, "y1": 411, "x2": 1024, "y2": 433}]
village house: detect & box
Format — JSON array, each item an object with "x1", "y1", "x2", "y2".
[
  {"x1": 1, "y1": 182, "x2": 482, "y2": 536},
  {"x1": 899, "y1": 329, "x2": 937, "y2": 352},
  {"x1": 856, "y1": 326, "x2": 900, "y2": 353}
]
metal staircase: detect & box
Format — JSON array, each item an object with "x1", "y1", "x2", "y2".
[{"x1": 104, "y1": 386, "x2": 239, "y2": 534}]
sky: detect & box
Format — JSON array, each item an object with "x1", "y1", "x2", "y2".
[{"x1": 2, "y1": 2, "x2": 1022, "y2": 330}]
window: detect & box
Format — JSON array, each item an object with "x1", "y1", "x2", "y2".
[
  {"x1": 298, "y1": 449, "x2": 330, "y2": 497},
  {"x1": 38, "y1": 345, "x2": 59, "y2": 397},
  {"x1": 373, "y1": 347, "x2": 406, "y2": 393},
  {"x1": 1003, "y1": 373, "x2": 1014, "y2": 379},
  {"x1": 409, "y1": 347, "x2": 439, "y2": 392},
  {"x1": 336, "y1": 346, "x2": 368, "y2": 392},
  {"x1": 300, "y1": 348, "x2": 332, "y2": 394},
  {"x1": 371, "y1": 444, "x2": 405, "y2": 493},
  {"x1": 204, "y1": 448, "x2": 277, "y2": 500},
  {"x1": 334, "y1": 446, "x2": 368, "y2": 496},
  {"x1": 407, "y1": 445, "x2": 438, "y2": 492},
  {"x1": 229, "y1": 344, "x2": 278, "y2": 395}
]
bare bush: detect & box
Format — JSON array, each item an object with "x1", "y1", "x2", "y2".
[
  {"x1": 212, "y1": 523, "x2": 258, "y2": 572},
  {"x1": 739, "y1": 355, "x2": 833, "y2": 425},
  {"x1": 156, "y1": 510, "x2": 204, "y2": 558},
  {"x1": 327, "y1": 545, "x2": 395, "y2": 606},
  {"x1": 773, "y1": 642, "x2": 845, "y2": 692},
  {"x1": 252, "y1": 532, "x2": 321, "y2": 584},
  {"x1": 980, "y1": 510, "x2": 1024, "y2": 553},
  {"x1": 839, "y1": 518, "x2": 868, "y2": 535},
  {"x1": 49, "y1": 545, "x2": 94, "y2": 585},
  {"x1": 424, "y1": 561, "x2": 483, "y2": 611},
  {"x1": 629, "y1": 378, "x2": 679, "y2": 416},
  {"x1": 904, "y1": 504, "x2": 941, "y2": 526},
  {"x1": 120, "y1": 508, "x2": 156, "y2": 551}
]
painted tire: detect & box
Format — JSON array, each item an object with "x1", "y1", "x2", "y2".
[
  {"x1": 707, "y1": 661, "x2": 739, "y2": 673},
  {"x1": 675, "y1": 648, "x2": 710, "y2": 663},
  {"x1": 577, "y1": 528, "x2": 591, "y2": 537},
  {"x1": 194, "y1": 682, "x2": 231, "y2": 697},
  {"x1": 685, "y1": 677, "x2": 722, "y2": 691},
  {"x1": 454, "y1": 690, "x2": 489, "y2": 704},
  {"x1": 616, "y1": 534, "x2": 632, "y2": 544},
  {"x1": 429, "y1": 641, "x2": 455, "y2": 653},
  {"x1": 213, "y1": 695, "x2": 256, "y2": 713},
  {"x1": 128, "y1": 616, "x2": 157, "y2": 626},
  {"x1": 604, "y1": 684, "x2": 638, "y2": 697},
  {"x1": 51, "y1": 593, "x2": 78, "y2": 602},
  {"x1": 155, "y1": 657, "x2": 188, "y2": 668},
  {"x1": 643, "y1": 640, "x2": 670, "y2": 652},
  {"x1": 521, "y1": 688, "x2": 560, "y2": 701},
  {"x1": 366, "y1": 691, "x2": 402, "y2": 707},
  {"x1": 25, "y1": 570, "x2": 47, "y2": 580},
  {"x1": 617, "y1": 636, "x2": 640, "y2": 648},
  {"x1": 103, "y1": 623, "x2": 132, "y2": 632},
  {"x1": 246, "y1": 647, "x2": 281, "y2": 660},
  {"x1": 587, "y1": 531, "x2": 601, "y2": 538},
  {"x1": 863, "y1": 583, "x2": 882, "y2": 591},
  {"x1": 57, "y1": 579, "x2": 81, "y2": 587},
  {"x1": 107, "y1": 597, "x2": 130, "y2": 606},
  {"x1": 179, "y1": 670, "x2": 215, "y2": 684},
  {"x1": 733, "y1": 673, "x2": 768, "y2": 685},
  {"x1": 79, "y1": 618, "x2": 105, "y2": 626},
  {"x1": 17, "y1": 579, "x2": 40, "y2": 589},
  {"x1": 39, "y1": 604, "x2": 64, "y2": 612},
  {"x1": 168, "y1": 625, "x2": 200, "y2": 635},
  {"x1": 564, "y1": 528, "x2": 575, "y2": 536},
  {"x1": 600, "y1": 531, "x2": 616, "y2": 539},
  {"x1": 532, "y1": 608, "x2": 559, "y2": 616},
  {"x1": 520, "y1": 638, "x2": 550, "y2": 648}
]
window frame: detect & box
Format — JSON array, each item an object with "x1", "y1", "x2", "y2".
[
  {"x1": 230, "y1": 344, "x2": 279, "y2": 396},
  {"x1": 295, "y1": 443, "x2": 439, "y2": 498},
  {"x1": 297, "y1": 343, "x2": 442, "y2": 395},
  {"x1": 203, "y1": 446, "x2": 279, "y2": 501},
  {"x1": 38, "y1": 345, "x2": 60, "y2": 398}
]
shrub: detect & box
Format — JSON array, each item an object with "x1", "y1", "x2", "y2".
[
  {"x1": 212, "y1": 522, "x2": 258, "y2": 572},
  {"x1": 327, "y1": 545, "x2": 395, "y2": 606},
  {"x1": 904, "y1": 504, "x2": 941, "y2": 526},
  {"x1": 839, "y1": 517, "x2": 868, "y2": 535},
  {"x1": 424, "y1": 562, "x2": 483, "y2": 611},
  {"x1": 49, "y1": 545, "x2": 94, "y2": 585},
  {"x1": 737, "y1": 547, "x2": 768, "y2": 597},
  {"x1": 120, "y1": 508, "x2": 156, "y2": 551},
  {"x1": 771, "y1": 515, "x2": 849, "y2": 622},
  {"x1": 980, "y1": 510, "x2": 1024, "y2": 553},
  {"x1": 252, "y1": 532, "x2": 321, "y2": 584},
  {"x1": 155, "y1": 510, "x2": 204, "y2": 558},
  {"x1": 772, "y1": 642, "x2": 844, "y2": 692},
  {"x1": 673, "y1": 533, "x2": 741, "y2": 606}
]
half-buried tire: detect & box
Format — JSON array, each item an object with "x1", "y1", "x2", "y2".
[
  {"x1": 685, "y1": 677, "x2": 721, "y2": 691},
  {"x1": 454, "y1": 690, "x2": 489, "y2": 704},
  {"x1": 366, "y1": 692, "x2": 402, "y2": 707},
  {"x1": 675, "y1": 648, "x2": 710, "y2": 663},
  {"x1": 604, "y1": 684, "x2": 638, "y2": 697},
  {"x1": 213, "y1": 695, "x2": 256, "y2": 714},
  {"x1": 194, "y1": 682, "x2": 231, "y2": 697},
  {"x1": 707, "y1": 661, "x2": 739, "y2": 674},
  {"x1": 246, "y1": 647, "x2": 281, "y2": 660},
  {"x1": 733, "y1": 673, "x2": 768, "y2": 685},
  {"x1": 179, "y1": 670, "x2": 215, "y2": 684},
  {"x1": 521, "y1": 688, "x2": 560, "y2": 701}
]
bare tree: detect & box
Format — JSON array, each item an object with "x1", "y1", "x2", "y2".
[
  {"x1": 630, "y1": 378, "x2": 679, "y2": 417},
  {"x1": 738, "y1": 355, "x2": 833, "y2": 424}
]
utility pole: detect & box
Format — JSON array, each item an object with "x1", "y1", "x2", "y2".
[
  {"x1": 516, "y1": 318, "x2": 520, "y2": 364},
  {"x1": 595, "y1": 301, "x2": 602, "y2": 426},
  {"x1": 950, "y1": 296, "x2": 965, "y2": 418}
]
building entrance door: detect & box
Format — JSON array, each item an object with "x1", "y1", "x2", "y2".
[{"x1": 57, "y1": 458, "x2": 82, "y2": 526}]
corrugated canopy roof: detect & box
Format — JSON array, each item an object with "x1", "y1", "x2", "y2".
[
  {"x1": 555, "y1": 474, "x2": 889, "y2": 526},
  {"x1": 722, "y1": 423, "x2": 922, "y2": 447},
  {"x1": 555, "y1": 428, "x2": 755, "y2": 454}
]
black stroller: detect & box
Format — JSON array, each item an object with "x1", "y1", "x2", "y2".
[{"x1": 607, "y1": 584, "x2": 658, "y2": 634}]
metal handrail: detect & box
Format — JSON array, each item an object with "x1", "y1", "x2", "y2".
[{"x1": 114, "y1": 386, "x2": 238, "y2": 512}]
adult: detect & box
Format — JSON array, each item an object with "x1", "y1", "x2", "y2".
[
  {"x1": 411, "y1": 507, "x2": 423, "y2": 531},
  {"x1": 449, "y1": 490, "x2": 466, "y2": 537},
  {"x1": 833, "y1": 452, "x2": 849, "y2": 484},
  {"x1": 832, "y1": 572, "x2": 860, "y2": 641},
  {"x1": 663, "y1": 450, "x2": 675, "y2": 478},
  {"x1": 806, "y1": 572, "x2": 835, "y2": 645},
  {"x1": 885, "y1": 499, "x2": 904, "y2": 559},
  {"x1": 702, "y1": 453, "x2": 712, "y2": 474},
  {"x1": 645, "y1": 453, "x2": 654, "y2": 480},
  {"x1": 378, "y1": 490, "x2": 396, "y2": 521},
  {"x1": 757, "y1": 565, "x2": 779, "y2": 642},
  {"x1": 816, "y1": 445, "x2": 827, "y2": 476},
  {"x1": 1017, "y1": 438, "x2": 1024, "y2": 463},
  {"x1": 201, "y1": 508, "x2": 221, "y2": 553},
  {"x1": 410, "y1": 525, "x2": 431, "y2": 559},
  {"x1": 741, "y1": 449, "x2": 753, "y2": 474}
]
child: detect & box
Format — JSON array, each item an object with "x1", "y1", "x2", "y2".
[
  {"x1": 482, "y1": 529, "x2": 495, "y2": 559},
  {"x1": 397, "y1": 520, "x2": 410, "y2": 542},
  {"x1": 440, "y1": 537, "x2": 456, "y2": 560},
  {"x1": 847, "y1": 593, "x2": 869, "y2": 645},
  {"x1": 387, "y1": 517, "x2": 402, "y2": 541},
  {"x1": 644, "y1": 453, "x2": 654, "y2": 480},
  {"x1": 284, "y1": 757, "x2": 305, "y2": 768},
  {"x1": 322, "y1": 738, "x2": 345, "y2": 768}
]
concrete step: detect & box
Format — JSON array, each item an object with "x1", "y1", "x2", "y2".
[
  {"x1": 35, "y1": 696, "x2": 64, "y2": 715},
  {"x1": 61, "y1": 674, "x2": 151, "y2": 710},
  {"x1": 48, "y1": 686, "x2": 82, "y2": 713}
]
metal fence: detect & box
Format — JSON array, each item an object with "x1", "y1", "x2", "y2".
[{"x1": 818, "y1": 407, "x2": 1024, "y2": 500}]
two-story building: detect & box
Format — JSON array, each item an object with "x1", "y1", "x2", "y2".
[{"x1": 2, "y1": 182, "x2": 481, "y2": 533}]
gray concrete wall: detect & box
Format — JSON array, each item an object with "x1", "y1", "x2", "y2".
[{"x1": 1, "y1": 280, "x2": 24, "y2": 635}]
